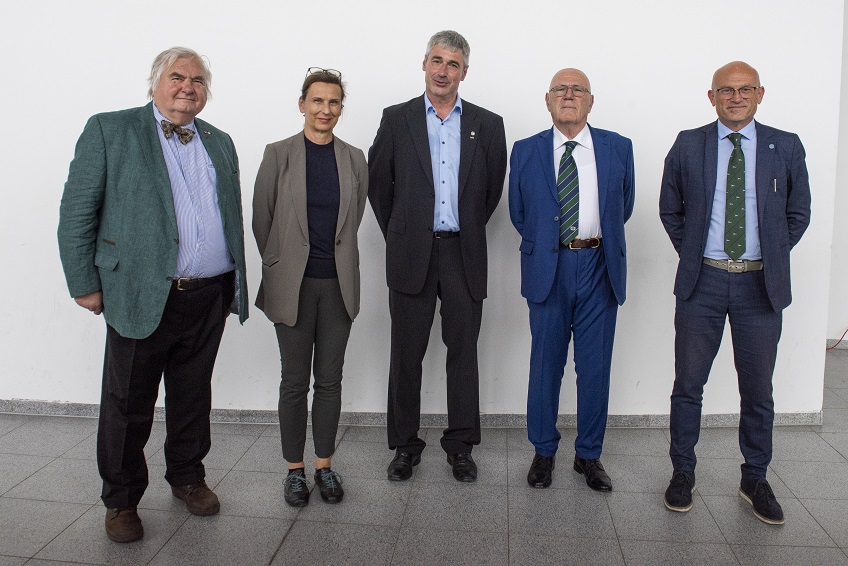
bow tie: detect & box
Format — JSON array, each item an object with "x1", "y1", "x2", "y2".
[{"x1": 161, "y1": 120, "x2": 195, "y2": 144}]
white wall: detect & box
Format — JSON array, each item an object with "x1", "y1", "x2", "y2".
[
  {"x1": 0, "y1": 0, "x2": 842, "y2": 418},
  {"x1": 829, "y1": 5, "x2": 848, "y2": 341}
]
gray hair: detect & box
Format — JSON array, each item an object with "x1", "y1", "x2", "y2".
[
  {"x1": 425, "y1": 30, "x2": 470, "y2": 68},
  {"x1": 147, "y1": 47, "x2": 211, "y2": 98}
]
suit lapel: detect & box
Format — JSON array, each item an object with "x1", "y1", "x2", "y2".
[
  {"x1": 537, "y1": 128, "x2": 557, "y2": 202},
  {"x1": 458, "y1": 103, "x2": 479, "y2": 200},
  {"x1": 405, "y1": 96, "x2": 434, "y2": 188},
  {"x1": 290, "y1": 135, "x2": 310, "y2": 241},
  {"x1": 703, "y1": 122, "x2": 719, "y2": 228},
  {"x1": 590, "y1": 125, "x2": 610, "y2": 220},
  {"x1": 135, "y1": 103, "x2": 178, "y2": 233},
  {"x1": 754, "y1": 122, "x2": 774, "y2": 225},
  {"x1": 334, "y1": 138, "x2": 353, "y2": 238}
]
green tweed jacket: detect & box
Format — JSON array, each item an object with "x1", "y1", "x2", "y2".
[{"x1": 58, "y1": 102, "x2": 248, "y2": 339}]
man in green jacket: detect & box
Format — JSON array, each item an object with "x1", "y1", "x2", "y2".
[{"x1": 58, "y1": 47, "x2": 248, "y2": 543}]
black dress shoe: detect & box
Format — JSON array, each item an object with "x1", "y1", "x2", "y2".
[
  {"x1": 314, "y1": 467, "x2": 344, "y2": 504},
  {"x1": 387, "y1": 451, "x2": 421, "y2": 481},
  {"x1": 283, "y1": 468, "x2": 310, "y2": 507},
  {"x1": 527, "y1": 454, "x2": 555, "y2": 488},
  {"x1": 573, "y1": 456, "x2": 612, "y2": 492},
  {"x1": 447, "y1": 453, "x2": 477, "y2": 482}
]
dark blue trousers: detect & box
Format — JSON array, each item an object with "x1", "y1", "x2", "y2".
[
  {"x1": 669, "y1": 264, "x2": 782, "y2": 480},
  {"x1": 527, "y1": 246, "x2": 618, "y2": 459}
]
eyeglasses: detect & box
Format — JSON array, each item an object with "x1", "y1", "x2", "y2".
[
  {"x1": 306, "y1": 67, "x2": 342, "y2": 79},
  {"x1": 549, "y1": 85, "x2": 590, "y2": 98},
  {"x1": 714, "y1": 86, "x2": 760, "y2": 100}
]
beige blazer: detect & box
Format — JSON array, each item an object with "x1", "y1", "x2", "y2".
[{"x1": 253, "y1": 132, "x2": 368, "y2": 326}]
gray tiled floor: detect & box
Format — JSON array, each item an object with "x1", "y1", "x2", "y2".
[{"x1": 1, "y1": 351, "x2": 848, "y2": 565}]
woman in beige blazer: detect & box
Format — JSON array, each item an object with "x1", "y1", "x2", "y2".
[{"x1": 253, "y1": 68, "x2": 368, "y2": 508}]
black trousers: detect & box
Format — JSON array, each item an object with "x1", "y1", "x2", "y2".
[
  {"x1": 387, "y1": 236, "x2": 482, "y2": 455},
  {"x1": 97, "y1": 272, "x2": 234, "y2": 509}
]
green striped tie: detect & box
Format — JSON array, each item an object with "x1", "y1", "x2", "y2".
[
  {"x1": 558, "y1": 141, "x2": 579, "y2": 246},
  {"x1": 725, "y1": 133, "x2": 745, "y2": 260}
]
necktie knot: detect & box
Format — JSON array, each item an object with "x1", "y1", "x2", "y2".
[
  {"x1": 161, "y1": 120, "x2": 195, "y2": 144},
  {"x1": 728, "y1": 132, "x2": 742, "y2": 148},
  {"x1": 564, "y1": 140, "x2": 577, "y2": 157}
]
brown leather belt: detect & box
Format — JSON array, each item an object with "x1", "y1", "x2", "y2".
[
  {"x1": 561, "y1": 237, "x2": 602, "y2": 250},
  {"x1": 702, "y1": 258, "x2": 763, "y2": 273},
  {"x1": 172, "y1": 271, "x2": 233, "y2": 291},
  {"x1": 433, "y1": 230, "x2": 460, "y2": 239}
]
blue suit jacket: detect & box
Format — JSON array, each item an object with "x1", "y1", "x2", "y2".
[
  {"x1": 508, "y1": 125, "x2": 635, "y2": 304},
  {"x1": 659, "y1": 120, "x2": 811, "y2": 312}
]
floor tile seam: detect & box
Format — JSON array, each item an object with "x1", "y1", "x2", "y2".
[
  {"x1": 600, "y1": 488, "x2": 627, "y2": 563},
  {"x1": 694, "y1": 491, "x2": 734, "y2": 547},
  {"x1": 816, "y1": 433, "x2": 848, "y2": 460},
  {"x1": 146, "y1": 511, "x2": 195, "y2": 566},
  {"x1": 0, "y1": 493, "x2": 100, "y2": 506},
  {"x1": 29, "y1": 502, "x2": 99, "y2": 563},
  {"x1": 796, "y1": 497, "x2": 845, "y2": 549},
  {"x1": 226, "y1": 430, "x2": 272, "y2": 474},
  {"x1": 58, "y1": 430, "x2": 98, "y2": 460},
  {"x1": 0, "y1": 454, "x2": 62, "y2": 498}
]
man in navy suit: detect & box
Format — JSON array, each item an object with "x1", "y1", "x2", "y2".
[
  {"x1": 660, "y1": 61, "x2": 811, "y2": 524},
  {"x1": 509, "y1": 68, "x2": 634, "y2": 491}
]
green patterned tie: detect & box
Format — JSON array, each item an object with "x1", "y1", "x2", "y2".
[
  {"x1": 725, "y1": 133, "x2": 745, "y2": 260},
  {"x1": 558, "y1": 141, "x2": 579, "y2": 246}
]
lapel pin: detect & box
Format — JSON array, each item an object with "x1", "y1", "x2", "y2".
[
  {"x1": 203, "y1": 130, "x2": 212, "y2": 135},
  {"x1": 768, "y1": 143, "x2": 774, "y2": 149},
  {"x1": 470, "y1": 131, "x2": 476, "y2": 139}
]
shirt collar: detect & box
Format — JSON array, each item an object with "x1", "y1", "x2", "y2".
[
  {"x1": 424, "y1": 93, "x2": 463, "y2": 116},
  {"x1": 552, "y1": 123, "x2": 592, "y2": 151},
  {"x1": 717, "y1": 119, "x2": 755, "y2": 141},
  {"x1": 152, "y1": 103, "x2": 197, "y2": 131}
]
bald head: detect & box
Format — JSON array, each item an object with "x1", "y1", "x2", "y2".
[
  {"x1": 707, "y1": 60, "x2": 764, "y2": 131},
  {"x1": 546, "y1": 68, "x2": 594, "y2": 138}
]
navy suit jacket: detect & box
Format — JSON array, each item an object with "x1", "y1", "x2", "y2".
[
  {"x1": 508, "y1": 125, "x2": 635, "y2": 305},
  {"x1": 368, "y1": 95, "x2": 507, "y2": 301},
  {"x1": 659, "y1": 120, "x2": 811, "y2": 312}
]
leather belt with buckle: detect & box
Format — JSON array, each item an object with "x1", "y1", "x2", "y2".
[
  {"x1": 702, "y1": 258, "x2": 763, "y2": 273},
  {"x1": 433, "y1": 230, "x2": 460, "y2": 239},
  {"x1": 561, "y1": 237, "x2": 602, "y2": 250},
  {"x1": 173, "y1": 272, "x2": 230, "y2": 291}
]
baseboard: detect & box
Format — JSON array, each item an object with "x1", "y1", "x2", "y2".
[
  {"x1": 826, "y1": 338, "x2": 848, "y2": 350},
  {"x1": 0, "y1": 399, "x2": 823, "y2": 427}
]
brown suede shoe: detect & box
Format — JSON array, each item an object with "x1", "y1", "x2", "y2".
[
  {"x1": 171, "y1": 480, "x2": 220, "y2": 516},
  {"x1": 105, "y1": 507, "x2": 143, "y2": 543}
]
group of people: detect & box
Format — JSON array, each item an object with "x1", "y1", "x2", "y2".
[{"x1": 57, "y1": 30, "x2": 810, "y2": 544}]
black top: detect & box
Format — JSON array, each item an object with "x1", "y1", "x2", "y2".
[{"x1": 303, "y1": 135, "x2": 340, "y2": 279}]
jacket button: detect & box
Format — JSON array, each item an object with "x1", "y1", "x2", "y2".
[
  {"x1": 552, "y1": 247, "x2": 558, "y2": 253},
  {"x1": 336, "y1": 239, "x2": 341, "y2": 245},
  {"x1": 302, "y1": 242, "x2": 307, "y2": 246},
  {"x1": 554, "y1": 216, "x2": 559, "y2": 221}
]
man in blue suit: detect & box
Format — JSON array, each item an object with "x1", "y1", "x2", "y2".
[
  {"x1": 660, "y1": 61, "x2": 811, "y2": 525},
  {"x1": 509, "y1": 68, "x2": 634, "y2": 491}
]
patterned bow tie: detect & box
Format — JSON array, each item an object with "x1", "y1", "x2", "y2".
[{"x1": 160, "y1": 120, "x2": 195, "y2": 144}]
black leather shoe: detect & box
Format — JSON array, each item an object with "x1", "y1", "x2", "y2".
[
  {"x1": 283, "y1": 468, "x2": 310, "y2": 508},
  {"x1": 314, "y1": 468, "x2": 344, "y2": 504},
  {"x1": 527, "y1": 454, "x2": 555, "y2": 488},
  {"x1": 387, "y1": 451, "x2": 421, "y2": 481},
  {"x1": 447, "y1": 453, "x2": 477, "y2": 482},
  {"x1": 573, "y1": 456, "x2": 612, "y2": 492},
  {"x1": 739, "y1": 477, "x2": 784, "y2": 525}
]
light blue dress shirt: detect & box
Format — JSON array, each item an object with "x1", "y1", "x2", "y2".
[
  {"x1": 153, "y1": 104, "x2": 235, "y2": 278},
  {"x1": 425, "y1": 94, "x2": 462, "y2": 232},
  {"x1": 705, "y1": 120, "x2": 761, "y2": 260}
]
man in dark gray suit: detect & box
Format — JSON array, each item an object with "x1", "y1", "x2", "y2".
[
  {"x1": 368, "y1": 30, "x2": 507, "y2": 483},
  {"x1": 660, "y1": 61, "x2": 810, "y2": 525}
]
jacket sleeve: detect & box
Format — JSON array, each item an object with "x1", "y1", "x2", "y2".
[
  {"x1": 58, "y1": 115, "x2": 107, "y2": 298},
  {"x1": 252, "y1": 144, "x2": 279, "y2": 258},
  {"x1": 485, "y1": 115, "x2": 508, "y2": 222},
  {"x1": 659, "y1": 133, "x2": 686, "y2": 255},
  {"x1": 367, "y1": 109, "x2": 395, "y2": 238},
  {"x1": 786, "y1": 134, "x2": 811, "y2": 249}
]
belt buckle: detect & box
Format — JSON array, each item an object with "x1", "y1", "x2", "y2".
[
  {"x1": 727, "y1": 260, "x2": 746, "y2": 273},
  {"x1": 176, "y1": 277, "x2": 190, "y2": 291}
]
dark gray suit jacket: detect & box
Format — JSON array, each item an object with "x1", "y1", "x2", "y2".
[{"x1": 367, "y1": 95, "x2": 507, "y2": 301}]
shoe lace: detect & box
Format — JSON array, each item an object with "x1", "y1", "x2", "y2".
[
  {"x1": 755, "y1": 480, "x2": 776, "y2": 501},
  {"x1": 284, "y1": 472, "x2": 309, "y2": 493},
  {"x1": 317, "y1": 469, "x2": 343, "y2": 489},
  {"x1": 670, "y1": 472, "x2": 693, "y2": 493}
]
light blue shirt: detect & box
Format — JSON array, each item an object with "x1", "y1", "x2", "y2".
[
  {"x1": 425, "y1": 94, "x2": 462, "y2": 231},
  {"x1": 705, "y1": 120, "x2": 761, "y2": 260},
  {"x1": 153, "y1": 104, "x2": 235, "y2": 278}
]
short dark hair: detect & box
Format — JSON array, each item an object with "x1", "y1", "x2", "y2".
[{"x1": 301, "y1": 71, "x2": 346, "y2": 102}]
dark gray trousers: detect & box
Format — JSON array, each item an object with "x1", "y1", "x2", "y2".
[{"x1": 274, "y1": 277, "x2": 352, "y2": 462}]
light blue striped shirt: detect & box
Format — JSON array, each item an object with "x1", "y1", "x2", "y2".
[
  {"x1": 425, "y1": 94, "x2": 462, "y2": 232},
  {"x1": 705, "y1": 120, "x2": 761, "y2": 260},
  {"x1": 152, "y1": 104, "x2": 235, "y2": 278}
]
